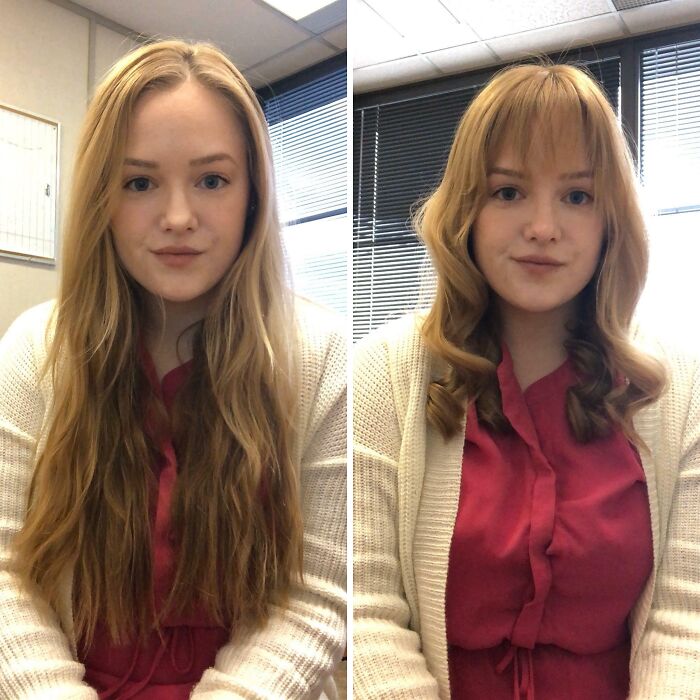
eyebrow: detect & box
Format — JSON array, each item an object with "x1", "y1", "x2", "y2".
[
  {"x1": 123, "y1": 153, "x2": 238, "y2": 168},
  {"x1": 488, "y1": 167, "x2": 593, "y2": 180}
]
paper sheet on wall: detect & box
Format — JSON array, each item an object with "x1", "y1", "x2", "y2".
[{"x1": 0, "y1": 105, "x2": 58, "y2": 263}]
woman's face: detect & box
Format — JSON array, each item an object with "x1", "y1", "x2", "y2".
[
  {"x1": 472, "y1": 137, "x2": 605, "y2": 323},
  {"x1": 110, "y1": 79, "x2": 250, "y2": 314}
]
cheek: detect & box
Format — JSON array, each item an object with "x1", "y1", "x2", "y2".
[
  {"x1": 570, "y1": 227, "x2": 606, "y2": 294},
  {"x1": 471, "y1": 231, "x2": 486, "y2": 271},
  {"x1": 582, "y1": 222, "x2": 606, "y2": 269},
  {"x1": 110, "y1": 210, "x2": 145, "y2": 270},
  {"x1": 470, "y1": 215, "x2": 498, "y2": 274}
]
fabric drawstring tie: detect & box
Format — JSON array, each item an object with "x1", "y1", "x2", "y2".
[
  {"x1": 496, "y1": 644, "x2": 535, "y2": 700},
  {"x1": 170, "y1": 627, "x2": 195, "y2": 674}
]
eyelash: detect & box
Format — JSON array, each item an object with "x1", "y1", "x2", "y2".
[
  {"x1": 492, "y1": 186, "x2": 593, "y2": 205},
  {"x1": 123, "y1": 174, "x2": 230, "y2": 192}
]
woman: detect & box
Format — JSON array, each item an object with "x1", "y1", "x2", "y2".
[
  {"x1": 0, "y1": 40, "x2": 346, "y2": 698},
  {"x1": 353, "y1": 63, "x2": 699, "y2": 698}
]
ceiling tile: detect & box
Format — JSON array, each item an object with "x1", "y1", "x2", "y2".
[
  {"x1": 354, "y1": 55, "x2": 441, "y2": 93},
  {"x1": 298, "y1": 0, "x2": 346, "y2": 33},
  {"x1": 486, "y1": 13, "x2": 623, "y2": 62},
  {"x1": 409, "y1": 25, "x2": 485, "y2": 54},
  {"x1": 425, "y1": 42, "x2": 498, "y2": 75},
  {"x1": 364, "y1": 0, "x2": 480, "y2": 53},
  {"x1": 245, "y1": 38, "x2": 335, "y2": 87},
  {"x1": 70, "y1": 0, "x2": 312, "y2": 70},
  {"x1": 322, "y1": 22, "x2": 347, "y2": 49},
  {"x1": 353, "y1": 0, "x2": 415, "y2": 67},
  {"x1": 619, "y1": 0, "x2": 700, "y2": 32},
  {"x1": 442, "y1": 0, "x2": 612, "y2": 40}
]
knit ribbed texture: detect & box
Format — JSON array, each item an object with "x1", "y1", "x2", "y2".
[
  {"x1": 353, "y1": 315, "x2": 700, "y2": 699},
  {"x1": 0, "y1": 299, "x2": 347, "y2": 699}
]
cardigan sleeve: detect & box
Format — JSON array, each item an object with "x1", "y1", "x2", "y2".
[
  {"x1": 353, "y1": 331, "x2": 441, "y2": 699},
  {"x1": 629, "y1": 350, "x2": 700, "y2": 698},
  {"x1": 0, "y1": 307, "x2": 98, "y2": 699},
  {"x1": 192, "y1": 317, "x2": 347, "y2": 699}
]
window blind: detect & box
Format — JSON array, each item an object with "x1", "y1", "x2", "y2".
[
  {"x1": 636, "y1": 34, "x2": 700, "y2": 344},
  {"x1": 640, "y1": 37, "x2": 700, "y2": 214},
  {"x1": 263, "y1": 63, "x2": 347, "y2": 315},
  {"x1": 353, "y1": 58, "x2": 620, "y2": 340}
]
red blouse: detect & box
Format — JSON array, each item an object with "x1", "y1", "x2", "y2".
[
  {"x1": 80, "y1": 351, "x2": 230, "y2": 699},
  {"x1": 446, "y1": 350, "x2": 653, "y2": 700}
]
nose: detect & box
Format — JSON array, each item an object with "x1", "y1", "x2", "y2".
[
  {"x1": 523, "y1": 198, "x2": 561, "y2": 243},
  {"x1": 160, "y1": 187, "x2": 198, "y2": 233}
]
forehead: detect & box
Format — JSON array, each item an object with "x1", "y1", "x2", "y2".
[{"x1": 125, "y1": 80, "x2": 246, "y2": 156}]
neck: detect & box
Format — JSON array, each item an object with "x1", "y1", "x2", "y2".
[
  {"x1": 498, "y1": 300, "x2": 574, "y2": 390},
  {"x1": 143, "y1": 296, "x2": 208, "y2": 375}
]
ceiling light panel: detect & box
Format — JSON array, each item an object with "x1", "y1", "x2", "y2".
[{"x1": 262, "y1": 0, "x2": 334, "y2": 20}]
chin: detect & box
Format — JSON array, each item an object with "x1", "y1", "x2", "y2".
[{"x1": 515, "y1": 298, "x2": 578, "y2": 316}]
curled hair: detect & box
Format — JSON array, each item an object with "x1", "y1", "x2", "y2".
[
  {"x1": 416, "y1": 62, "x2": 666, "y2": 444},
  {"x1": 12, "y1": 40, "x2": 303, "y2": 646}
]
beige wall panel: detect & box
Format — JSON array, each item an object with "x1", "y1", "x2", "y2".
[{"x1": 0, "y1": 0, "x2": 89, "y2": 334}]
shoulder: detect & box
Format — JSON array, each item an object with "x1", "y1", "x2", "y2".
[
  {"x1": 291, "y1": 298, "x2": 346, "y2": 460},
  {"x1": 294, "y1": 296, "x2": 345, "y2": 341},
  {"x1": 355, "y1": 313, "x2": 429, "y2": 385},
  {"x1": 293, "y1": 296, "x2": 346, "y2": 376},
  {"x1": 354, "y1": 313, "x2": 433, "y2": 436},
  {"x1": 632, "y1": 325, "x2": 700, "y2": 400},
  {"x1": 632, "y1": 326, "x2": 700, "y2": 459},
  {"x1": 0, "y1": 301, "x2": 56, "y2": 428},
  {"x1": 0, "y1": 300, "x2": 57, "y2": 366}
]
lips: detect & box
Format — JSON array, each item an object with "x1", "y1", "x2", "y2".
[
  {"x1": 152, "y1": 247, "x2": 202, "y2": 268},
  {"x1": 153, "y1": 246, "x2": 201, "y2": 255},
  {"x1": 514, "y1": 255, "x2": 564, "y2": 266}
]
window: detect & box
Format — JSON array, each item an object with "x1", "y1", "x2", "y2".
[
  {"x1": 636, "y1": 35, "x2": 700, "y2": 343},
  {"x1": 263, "y1": 58, "x2": 347, "y2": 316}
]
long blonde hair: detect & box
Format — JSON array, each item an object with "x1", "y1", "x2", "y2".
[
  {"x1": 12, "y1": 40, "x2": 303, "y2": 646},
  {"x1": 417, "y1": 62, "x2": 666, "y2": 442}
]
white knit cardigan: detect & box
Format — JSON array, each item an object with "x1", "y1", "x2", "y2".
[
  {"x1": 0, "y1": 299, "x2": 347, "y2": 700},
  {"x1": 353, "y1": 314, "x2": 700, "y2": 699}
]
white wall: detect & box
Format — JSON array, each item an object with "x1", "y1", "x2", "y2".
[{"x1": 0, "y1": 0, "x2": 137, "y2": 335}]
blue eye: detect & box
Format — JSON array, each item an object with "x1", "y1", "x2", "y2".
[
  {"x1": 494, "y1": 187, "x2": 520, "y2": 201},
  {"x1": 125, "y1": 177, "x2": 152, "y2": 192},
  {"x1": 199, "y1": 174, "x2": 228, "y2": 190},
  {"x1": 566, "y1": 190, "x2": 592, "y2": 205}
]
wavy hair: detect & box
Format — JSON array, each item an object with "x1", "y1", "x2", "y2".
[
  {"x1": 416, "y1": 62, "x2": 666, "y2": 443},
  {"x1": 12, "y1": 40, "x2": 303, "y2": 646}
]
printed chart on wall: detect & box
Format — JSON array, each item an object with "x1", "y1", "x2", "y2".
[{"x1": 0, "y1": 104, "x2": 58, "y2": 264}]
